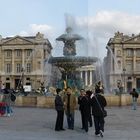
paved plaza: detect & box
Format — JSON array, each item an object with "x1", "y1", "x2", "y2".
[{"x1": 0, "y1": 106, "x2": 140, "y2": 140}]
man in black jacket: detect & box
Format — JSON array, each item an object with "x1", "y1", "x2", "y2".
[
  {"x1": 130, "y1": 88, "x2": 139, "y2": 110},
  {"x1": 78, "y1": 89, "x2": 89, "y2": 132},
  {"x1": 86, "y1": 90, "x2": 93, "y2": 127},
  {"x1": 91, "y1": 88, "x2": 107, "y2": 137},
  {"x1": 55, "y1": 88, "x2": 65, "y2": 131}
]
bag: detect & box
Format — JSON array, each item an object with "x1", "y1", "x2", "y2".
[
  {"x1": 94, "y1": 95, "x2": 107, "y2": 117},
  {"x1": 11, "y1": 93, "x2": 16, "y2": 102},
  {"x1": 103, "y1": 109, "x2": 107, "y2": 117},
  {"x1": 135, "y1": 93, "x2": 139, "y2": 98}
]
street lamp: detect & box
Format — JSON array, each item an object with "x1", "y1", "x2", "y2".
[{"x1": 123, "y1": 68, "x2": 126, "y2": 93}]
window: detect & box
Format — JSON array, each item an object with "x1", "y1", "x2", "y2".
[
  {"x1": 16, "y1": 63, "x2": 22, "y2": 73},
  {"x1": 5, "y1": 50, "x2": 12, "y2": 58},
  {"x1": 26, "y1": 78, "x2": 30, "y2": 80},
  {"x1": 136, "y1": 50, "x2": 140, "y2": 57},
  {"x1": 26, "y1": 82, "x2": 31, "y2": 85},
  {"x1": 136, "y1": 61, "x2": 140, "y2": 71},
  {"x1": 126, "y1": 49, "x2": 133, "y2": 57},
  {"x1": 6, "y1": 63, "x2": 12, "y2": 73},
  {"x1": 6, "y1": 77, "x2": 10, "y2": 80},
  {"x1": 38, "y1": 61, "x2": 41, "y2": 69},
  {"x1": 16, "y1": 49, "x2": 21, "y2": 57},
  {"x1": 128, "y1": 77, "x2": 132, "y2": 80},
  {"x1": 26, "y1": 49, "x2": 32, "y2": 57},
  {"x1": 26, "y1": 63, "x2": 31, "y2": 73},
  {"x1": 126, "y1": 61, "x2": 133, "y2": 72}
]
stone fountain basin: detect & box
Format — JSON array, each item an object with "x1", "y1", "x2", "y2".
[{"x1": 48, "y1": 56, "x2": 98, "y2": 67}]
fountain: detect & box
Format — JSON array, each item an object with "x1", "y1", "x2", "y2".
[{"x1": 48, "y1": 27, "x2": 98, "y2": 90}]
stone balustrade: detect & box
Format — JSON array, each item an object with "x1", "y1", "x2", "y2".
[{"x1": 0, "y1": 94, "x2": 138, "y2": 108}]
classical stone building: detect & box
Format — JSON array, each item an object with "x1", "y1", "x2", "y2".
[
  {"x1": 0, "y1": 32, "x2": 52, "y2": 90},
  {"x1": 105, "y1": 31, "x2": 140, "y2": 93},
  {"x1": 77, "y1": 65, "x2": 96, "y2": 88}
]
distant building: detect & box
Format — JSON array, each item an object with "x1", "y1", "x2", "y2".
[
  {"x1": 105, "y1": 31, "x2": 140, "y2": 93},
  {"x1": 77, "y1": 65, "x2": 96, "y2": 88},
  {"x1": 0, "y1": 32, "x2": 52, "y2": 90}
]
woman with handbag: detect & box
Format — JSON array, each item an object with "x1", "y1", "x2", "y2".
[{"x1": 91, "y1": 88, "x2": 107, "y2": 137}]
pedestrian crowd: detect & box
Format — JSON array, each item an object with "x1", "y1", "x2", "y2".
[
  {"x1": 54, "y1": 81, "x2": 107, "y2": 138},
  {"x1": 0, "y1": 80, "x2": 139, "y2": 138}
]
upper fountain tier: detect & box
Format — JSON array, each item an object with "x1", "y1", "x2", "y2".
[
  {"x1": 56, "y1": 27, "x2": 83, "y2": 56},
  {"x1": 49, "y1": 27, "x2": 98, "y2": 71}
]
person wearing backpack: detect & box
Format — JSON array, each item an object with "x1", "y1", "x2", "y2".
[{"x1": 130, "y1": 88, "x2": 139, "y2": 110}]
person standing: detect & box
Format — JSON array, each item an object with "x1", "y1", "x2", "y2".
[
  {"x1": 2, "y1": 88, "x2": 13, "y2": 117},
  {"x1": 91, "y1": 88, "x2": 107, "y2": 137},
  {"x1": 55, "y1": 88, "x2": 65, "y2": 131},
  {"x1": 95, "y1": 81, "x2": 104, "y2": 94},
  {"x1": 78, "y1": 89, "x2": 89, "y2": 132},
  {"x1": 63, "y1": 87, "x2": 76, "y2": 130},
  {"x1": 86, "y1": 90, "x2": 93, "y2": 127},
  {"x1": 130, "y1": 88, "x2": 139, "y2": 110}
]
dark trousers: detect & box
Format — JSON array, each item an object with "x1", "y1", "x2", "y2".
[
  {"x1": 66, "y1": 112, "x2": 74, "y2": 129},
  {"x1": 88, "y1": 114, "x2": 93, "y2": 127},
  {"x1": 55, "y1": 110, "x2": 64, "y2": 130},
  {"x1": 94, "y1": 116, "x2": 105, "y2": 134},
  {"x1": 81, "y1": 110, "x2": 88, "y2": 132}
]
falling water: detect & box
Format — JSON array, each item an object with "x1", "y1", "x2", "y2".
[
  {"x1": 48, "y1": 14, "x2": 99, "y2": 90},
  {"x1": 106, "y1": 45, "x2": 124, "y2": 93}
]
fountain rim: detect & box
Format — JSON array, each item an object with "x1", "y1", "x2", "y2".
[{"x1": 48, "y1": 56, "x2": 98, "y2": 67}]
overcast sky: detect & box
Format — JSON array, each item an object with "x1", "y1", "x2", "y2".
[{"x1": 0, "y1": 0, "x2": 140, "y2": 59}]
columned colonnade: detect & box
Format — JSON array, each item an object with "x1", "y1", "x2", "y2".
[{"x1": 77, "y1": 65, "x2": 95, "y2": 87}]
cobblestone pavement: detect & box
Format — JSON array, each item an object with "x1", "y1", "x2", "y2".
[{"x1": 0, "y1": 106, "x2": 140, "y2": 140}]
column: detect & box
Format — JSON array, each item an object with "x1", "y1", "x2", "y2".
[
  {"x1": 110, "y1": 49, "x2": 113, "y2": 73},
  {"x1": 11, "y1": 50, "x2": 14, "y2": 88},
  {"x1": 85, "y1": 71, "x2": 88, "y2": 86},
  {"x1": 132, "y1": 77, "x2": 136, "y2": 89},
  {"x1": 2, "y1": 50, "x2": 5, "y2": 73},
  {"x1": 12, "y1": 49, "x2": 15, "y2": 75},
  {"x1": 90, "y1": 70, "x2": 93, "y2": 85},
  {"x1": 32, "y1": 46, "x2": 36, "y2": 75},
  {"x1": 133, "y1": 49, "x2": 136, "y2": 89},
  {"x1": 133, "y1": 49, "x2": 136, "y2": 72},
  {"x1": 22, "y1": 49, "x2": 25, "y2": 86},
  {"x1": 123, "y1": 48, "x2": 126, "y2": 92},
  {"x1": 22, "y1": 49, "x2": 25, "y2": 68},
  {"x1": 80, "y1": 71, "x2": 82, "y2": 79}
]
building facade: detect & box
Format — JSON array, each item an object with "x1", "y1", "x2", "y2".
[
  {"x1": 77, "y1": 65, "x2": 96, "y2": 88},
  {"x1": 0, "y1": 32, "x2": 52, "y2": 90},
  {"x1": 105, "y1": 31, "x2": 140, "y2": 93}
]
